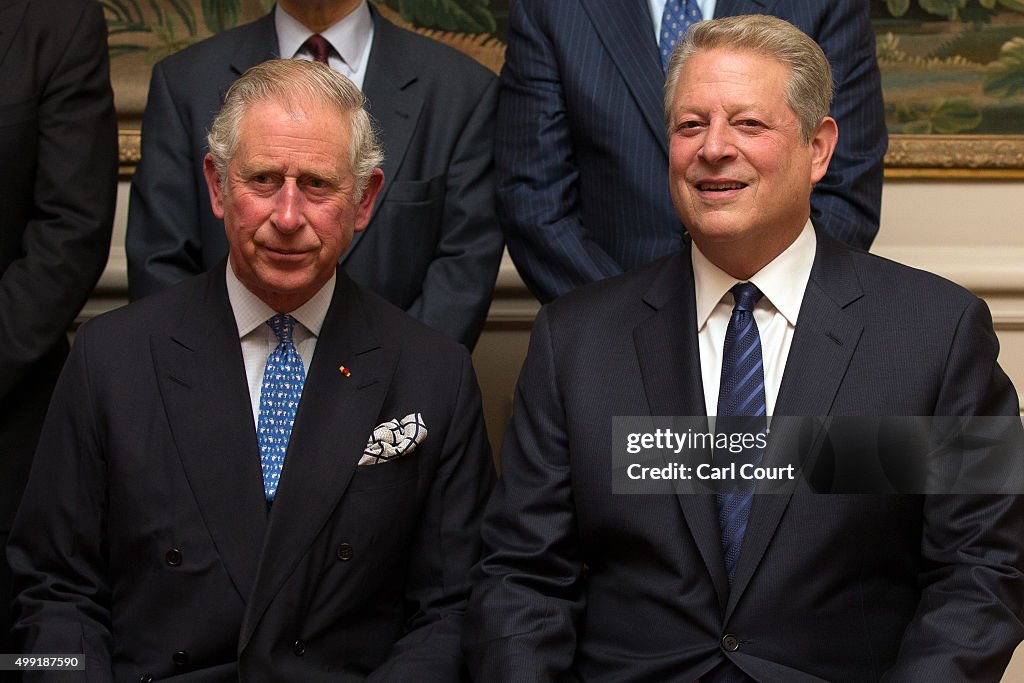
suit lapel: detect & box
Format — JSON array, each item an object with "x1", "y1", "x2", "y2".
[
  {"x1": 347, "y1": 7, "x2": 424, "y2": 261},
  {"x1": 0, "y1": 0, "x2": 27, "y2": 70},
  {"x1": 151, "y1": 266, "x2": 268, "y2": 603},
  {"x1": 239, "y1": 272, "x2": 398, "y2": 650},
  {"x1": 222, "y1": 12, "x2": 279, "y2": 99},
  {"x1": 634, "y1": 251, "x2": 731, "y2": 605},
  {"x1": 725, "y1": 234, "x2": 864, "y2": 617},
  {"x1": 580, "y1": 0, "x2": 668, "y2": 159}
]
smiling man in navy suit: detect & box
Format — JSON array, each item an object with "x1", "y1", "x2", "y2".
[
  {"x1": 465, "y1": 16, "x2": 1023, "y2": 682},
  {"x1": 10, "y1": 60, "x2": 494, "y2": 681}
]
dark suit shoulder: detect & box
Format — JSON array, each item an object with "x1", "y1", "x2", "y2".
[
  {"x1": 153, "y1": 14, "x2": 273, "y2": 76},
  {"x1": 373, "y1": 11, "x2": 496, "y2": 90},
  {"x1": 351, "y1": 278, "x2": 472, "y2": 359},
  {"x1": 16, "y1": 0, "x2": 104, "y2": 48},
  {"x1": 77, "y1": 271, "x2": 215, "y2": 342},
  {"x1": 547, "y1": 252, "x2": 685, "y2": 314},
  {"x1": 837, "y1": 243, "x2": 982, "y2": 321},
  {"x1": 22, "y1": 0, "x2": 97, "y2": 20}
]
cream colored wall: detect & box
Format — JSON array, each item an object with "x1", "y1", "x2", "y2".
[{"x1": 94, "y1": 177, "x2": 1024, "y2": 677}]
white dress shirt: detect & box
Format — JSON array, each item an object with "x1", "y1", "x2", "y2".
[
  {"x1": 275, "y1": 1, "x2": 374, "y2": 90},
  {"x1": 226, "y1": 263, "x2": 335, "y2": 426},
  {"x1": 648, "y1": 0, "x2": 717, "y2": 42},
  {"x1": 693, "y1": 221, "x2": 816, "y2": 417}
]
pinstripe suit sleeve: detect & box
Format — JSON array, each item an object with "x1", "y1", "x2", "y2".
[
  {"x1": 496, "y1": 0, "x2": 625, "y2": 303},
  {"x1": 801, "y1": 0, "x2": 886, "y2": 251}
]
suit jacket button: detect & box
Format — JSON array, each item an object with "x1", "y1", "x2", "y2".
[
  {"x1": 165, "y1": 548, "x2": 182, "y2": 566},
  {"x1": 293, "y1": 639, "x2": 306, "y2": 656},
  {"x1": 721, "y1": 634, "x2": 740, "y2": 652},
  {"x1": 336, "y1": 543, "x2": 354, "y2": 561},
  {"x1": 139, "y1": 675, "x2": 154, "y2": 683},
  {"x1": 173, "y1": 650, "x2": 189, "y2": 666}
]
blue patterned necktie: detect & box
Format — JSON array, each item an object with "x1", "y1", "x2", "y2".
[
  {"x1": 660, "y1": 0, "x2": 703, "y2": 70},
  {"x1": 257, "y1": 314, "x2": 306, "y2": 500},
  {"x1": 715, "y1": 283, "x2": 767, "y2": 583}
]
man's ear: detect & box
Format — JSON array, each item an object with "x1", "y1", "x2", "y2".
[
  {"x1": 809, "y1": 116, "x2": 838, "y2": 185},
  {"x1": 354, "y1": 168, "x2": 385, "y2": 233},
  {"x1": 203, "y1": 153, "x2": 226, "y2": 220}
]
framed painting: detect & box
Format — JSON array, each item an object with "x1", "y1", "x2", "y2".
[{"x1": 872, "y1": 0, "x2": 1024, "y2": 176}]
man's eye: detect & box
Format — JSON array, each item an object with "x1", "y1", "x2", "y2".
[
  {"x1": 307, "y1": 178, "x2": 326, "y2": 189},
  {"x1": 739, "y1": 119, "x2": 762, "y2": 127},
  {"x1": 252, "y1": 174, "x2": 272, "y2": 184}
]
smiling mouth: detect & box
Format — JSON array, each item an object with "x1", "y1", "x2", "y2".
[{"x1": 696, "y1": 181, "x2": 747, "y2": 191}]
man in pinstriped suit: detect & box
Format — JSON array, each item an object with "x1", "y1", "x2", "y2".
[{"x1": 497, "y1": 0, "x2": 886, "y2": 303}]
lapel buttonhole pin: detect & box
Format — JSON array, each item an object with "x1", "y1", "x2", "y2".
[{"x1": 338, "y1": 365, "x2": 352, "y2": 377}]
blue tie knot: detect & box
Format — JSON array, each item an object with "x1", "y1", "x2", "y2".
[
  {"x1": 267, "y1": 314, "x2": 295, "y2": 346},
  {"x1": 730, "y1": 283, "x2": 763, "y2": 314}
]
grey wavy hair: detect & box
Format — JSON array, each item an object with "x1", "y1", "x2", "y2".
[
  {"x1": 663, "y1": 14, "x2": 834, "y2": 144},
  {"x1": 207, "y1": 59, "x2": 383, "y2": 201}
]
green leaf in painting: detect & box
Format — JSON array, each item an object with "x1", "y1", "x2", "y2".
[
  {"x1": 902, "y1": 120, "x2": 934, "y2": 134},
  {"x1": 396, "y1": 0, "x2": 496, "y2": 34},
  {"x1": 983, "y1": 37, "x2": 1024, "y2": 98},
  {"x1": 886, "y1": 0, "x2": 911, "y2": 17},
  {"x1": 997, "y1": 0, "x2": 1024, "y2": 12},
  {"x1": 930, "y1": 98, "x2": 982, "y2": 134},
  {"x1": 979, "y1": 0, "x2": 997, "y2": 8},
  {"x1": 918, "y1": 0, "x2": 967, "y2": 20},
  {"x1": 202, "y1": 0, "x2": 241, "y2": 34}
]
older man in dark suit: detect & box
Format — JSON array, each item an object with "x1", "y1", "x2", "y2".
[
  {"x1": 127, "y1": 0, "x2": 501, "y2": 349},
  {"x1": 0, "y1": 0, "x2": 117, "y2": 652},
  {"x1": 465, "y1": 16, "x2": 1023, "y2": 682},
  {"x1": 10, "y1": 60, "x2": 494, "y2": 681},
  {"x1": 498, "y1": 0, "x2": 886, "y2": 303}
]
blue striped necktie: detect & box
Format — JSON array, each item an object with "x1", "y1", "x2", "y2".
[
  {"x1": 257, "y1": 314, "x2": 306, "y2": 501},
  {"x1": 660, "y1": 0, "x2": 703, "y2": 70},
  {"x1": 715, "y1": 283, "x2": 766, "y2": 583}
]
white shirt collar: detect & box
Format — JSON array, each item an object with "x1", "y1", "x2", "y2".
[
  {"x1": 275, "y1": 1, "x2": 373, "y2": 73},
  {"x1": 225, "y1": 260, "x2": 335, "y2": 338},
  {"x1": 692, "y1": 220, "x2": 816, "y2": 330}
]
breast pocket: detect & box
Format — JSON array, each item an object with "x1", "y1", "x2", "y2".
[
  {"x1": 346, "y1": 449, "x2": 421, "y2": 493},
  {"x1": 384, "y1": 175, "x2": 445, "y2": 204},
  {"x1": 355, "y1": 174, "x2": 447, "y2": 306}
]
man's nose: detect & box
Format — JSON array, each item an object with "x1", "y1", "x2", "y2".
[
  {"x1": 272, "y1": 181, "x2": 304, "y2": 233},
  {"x1": 699, "y1": 119, "x2": 736, "y2": 163}
]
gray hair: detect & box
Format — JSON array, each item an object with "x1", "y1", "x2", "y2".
[
  {"x1": 207, "y1": 59, "x2": 383, "y2": 201},
  {"x1": 663, "y1": 14, "x2": 834, "y2": 144}
]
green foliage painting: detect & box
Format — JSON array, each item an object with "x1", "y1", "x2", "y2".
[{"x1": 873, "y1": 0, "x2": 1024, "y2": 134}]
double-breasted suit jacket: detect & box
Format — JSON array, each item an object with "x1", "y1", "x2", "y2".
[{"x1": 9, "y1": 265, "x2": 495, "y2": 681}]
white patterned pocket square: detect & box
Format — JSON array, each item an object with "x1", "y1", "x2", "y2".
[{"x1": 359, "y1": 413, "x2": 427, "y2": 466}]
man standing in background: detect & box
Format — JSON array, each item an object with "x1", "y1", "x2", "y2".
[
  {"x1": 127, "y1": 0, "x2": 502, "y2": 349},
  {"x1": 0, "y1": 0, "x2": 117, "y2": 651},
  {"x1": 497, "y1": 0, "x2": 886, "y2": 302}
]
